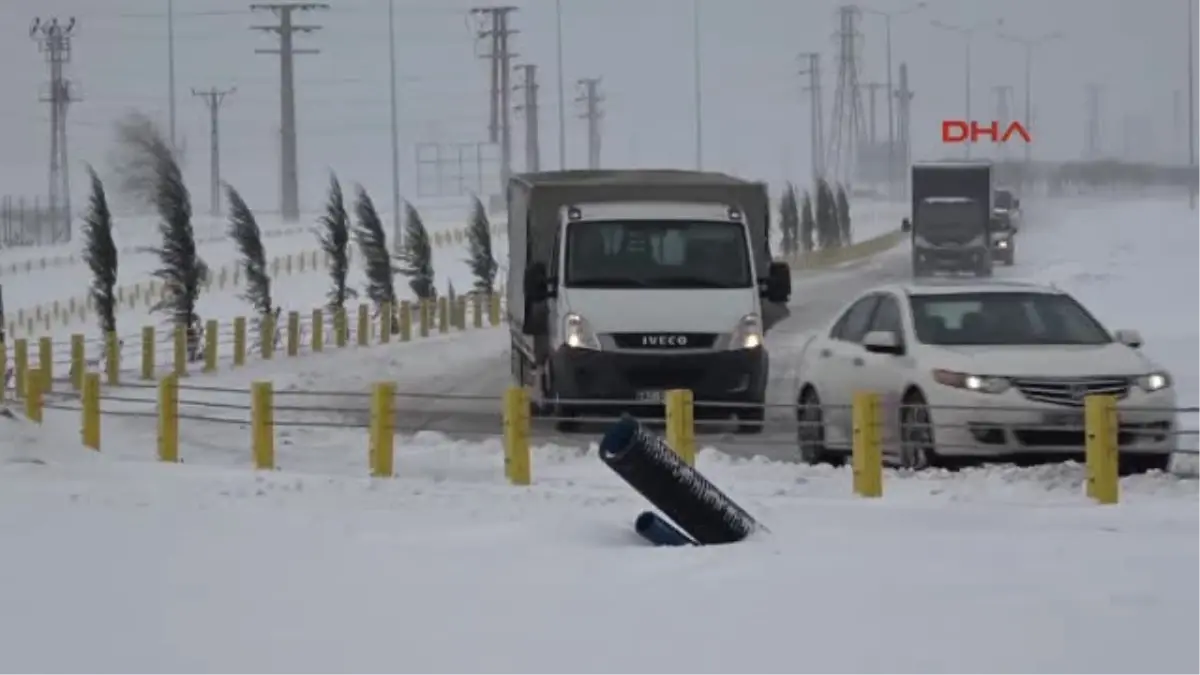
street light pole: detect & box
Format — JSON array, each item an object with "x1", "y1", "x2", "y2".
[
  {"x1": 996, "y1": 29, "x2": 1064, "y2": 168},
  {"x1": 931, "y1": 20, "x2": 980, "y2": 159},
  {"x1": 861, "y1": 3, "x2": 925, "y2": 195}
]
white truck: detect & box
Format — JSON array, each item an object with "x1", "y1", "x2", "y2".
[{"x1": 505, "y1": 170, "x2": 792, "y2": 433}]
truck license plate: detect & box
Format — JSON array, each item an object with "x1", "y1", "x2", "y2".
[
  {"x1": 1042, "y1": 411, "x2": 1084, "y2": 429},
  {"x1": 635, "y1": 390, "x2": 664, "y2": 403}
]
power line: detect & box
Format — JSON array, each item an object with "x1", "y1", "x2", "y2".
[
  {"x1": 250, "y1": 2, "x2": 328, "y2": 222},
  {"x1": 192, "y1": 86, "x2": 237, "y2": 216}
]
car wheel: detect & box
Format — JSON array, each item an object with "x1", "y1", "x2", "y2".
[
  {"x1": 898, "y1": 391, "x2": 937, "y2": 470},
  {"x1": 797, "y1": 387, "x2": 843, "y2": 466},
  {"x1": 1119, "y1": 453, "x2": 1172, "y2": 476}
]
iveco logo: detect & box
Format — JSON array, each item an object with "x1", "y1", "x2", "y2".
[{"x1": 642, "y1": 335, "x2": 689, "y2": 347}]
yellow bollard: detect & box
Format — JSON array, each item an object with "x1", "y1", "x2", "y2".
[
  {"x1": 380, "y1": 302, "x2": 393, "y2": 344},
  {"x1": 204, "y1": 319, "x2": 218, "y2": 372},
  {"x1": 38, "y1": 336, "x2": 52, "y2": 392},
  {"x1": 287, "y1": 311, "x2": 300, "y2": 356},
  {"x1": 141, "y1": 326, "x2": 155, "y2": 380},
  {"x1": 70, "y1": 333, "x2": 85, "y2": 391},
  {"x1": 369, "y1": 381, "x2": 395, "y2": 478},
  {"x1": 335, "y1": 307, "x2": 348, "y2": 348},
  {"x1": 251, "y1": 381, "x2": 275, "y2": 470},
  {"x1": 356, "y1": 303, "x2": 369, "y2": 347},
  {"x1": 0, "y1": 338, "x2": 6, "y2": 403},
  {"x1": 233, "y1": 316, "x2": 246, "y2": 366},
  {"x1": 260, "y1": 313, "x2": 276, "y2": 360},
  {"x1": 488, "y1": 293, "x2": 501, "y2": 326},
  {"x1": 851, "y1": 391, "x2": 883, "y2": 498},
  {"x1": 419, "y1": 300, "x2": 431, "y2": 338},
  {"x1": 1085, "y1": 395, "x2": 1119, "y2": 505},
  {"x1": 456, "y1": 297, "x2": 467, "y2": 330},
  {"x1": 157, "y1": 374, "x2": 179, "y2": 462},
  {"x1": 398, "y1": 301, "x2": 412, "y2": 342},
  {"x1": 173, "y1": 325, "x2": 187, "y2": 377},
  {"x1": 105, "y1": 332, "x2": 120, "y2": 386},
  {"x1": 437, "y1": 296, "x2": 449, "y2": 334},
  {"x1": 81, "y1": 372, "x2": 100, "y2": 450},
  {"x1": 664, "y1": 389, "x2": 697, "y2": 467},
  {"x1": 311, "y1": 308, "x2": 324, "y2": 352},
  {"x1": 25, "y1": 368, "x2": 43, "y2": 423},
  {"x1": 14, "y1": 338, "x2": 28, "y2": 398},
  {"x1": 502, "y1": 386, "x2": 532, "y2": 485},
  {"x1": 472, "y1": 293, "x2": 483, "y2": 329}
]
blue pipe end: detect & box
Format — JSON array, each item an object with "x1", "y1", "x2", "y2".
[
  {"x1": 599, "y1": 414, "x2": 639, "y2": 461},
  {"x1": 634, "y1": 510, "x2": 696, "y2": 547}
]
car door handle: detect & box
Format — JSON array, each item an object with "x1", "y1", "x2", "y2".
[{"x1": 852, "y1": 357, "x2": 864, "y2": 367}]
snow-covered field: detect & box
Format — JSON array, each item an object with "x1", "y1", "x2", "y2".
[{"x1": 0, "y1": 196, "x2": 1195, "y2": 672}]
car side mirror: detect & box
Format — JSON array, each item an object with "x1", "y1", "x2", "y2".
[
  {"x1": 765, "y1": 261, "x2": 791, "y2": 303},
  {"x1": 1114, "y1": 328, "x2": 1143, "y2": 349},
  {"x1": 900, "y1": 218, "x2": 912, "y2": 233},
  {"x1": 862, "y1": 330, "x2": 904, "y2": 355}
]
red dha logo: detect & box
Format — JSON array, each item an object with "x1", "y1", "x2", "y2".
[{"x1": 942, "y1": 120, "x2": 1032, "y2": 144}]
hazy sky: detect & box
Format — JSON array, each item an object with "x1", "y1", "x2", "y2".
[{"x1": 0, "y1": 0, "x2": 1194, "y2": 215}]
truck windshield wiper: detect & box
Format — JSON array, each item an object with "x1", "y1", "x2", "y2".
[
  {"x1": 567, "y1": 277, "x2": 649, "y2": 288},
  {"x1": 649, "y1": 275, "x2": 740, "y2": 288}
]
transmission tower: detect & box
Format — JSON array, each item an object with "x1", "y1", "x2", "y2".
[
  {"x1": 192, "y1": 87, "x2": 236, "y2": 216},
  {"x1": 825, "y1": 5, "x2": 866, "y2": 187},
  {"x1": 576, "y1": 78, "x2": 604, "y2": 169},
  {"x1": 472, "y1": 6, "x2": 518, "y2": 187},
  {"x1": 1085, "y1": 83, "x2": 1103, "y2": 159},
  {"x1": 797, "y1": 52, "x2": 824, "y2": 183},
  {"x1": 514, "y1": 64, "x2": 541, "y2": 172},
  {"x1": 250, "y1": 2, "x2": 328, "y2": 222},
  {"x1": 859, "y1": 82, "x2": 886, "y2": 146},
  {"x1": 991, "y1": 85, "x2": 1015, "y2": 162},
  {"x1": 31, "y1": 17, "x2": 80, "y2": 243}
]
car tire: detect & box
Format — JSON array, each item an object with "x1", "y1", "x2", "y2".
[
  {"x1": 797, "y1": 387, "x2": 843, "y2": 466},
  {"x1": 898, "y1": 390, "x2": 939, "y2": 470},
  {"x1": 1119, "y1": 453, "x2": 1172, "y2": 476}
]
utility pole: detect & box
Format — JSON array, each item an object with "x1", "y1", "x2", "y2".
[
  {"x1": 576, "y1": 77, "x2": 603, "y2": 170},
  {"x1": 31, "y1": 16, "x2": 80, "y2": 244},
  {"x1": 895, "y1": 63, "x2": 914, "y2": 196},
  {"x1": 991, "y1": 84, "x2": 1014, "y2": 162},
  {"x1": 996, "y1": 29, "x2": 1064, "y2": 169},
  {"x1": 168, "y1": 0, "x2": 177, "y2": 149},
  {"x1": 692, "y1": 0, "x2": 704, "y2": 170},
  {"x1": 388, "y1": 0, "x2": 402, "y2": 247},
  {"x1": 797, "y1": 51, "x2": 824, "y2": 183},
  {"x1": 472, "y1": 6, "x2": 519, "y2": 188},
  {"x1": 192, "y1": 87, "x2": 236, "y2": 216},
  {"x1": 514, "y1": 64, "x2": 541, "y2": 172},
  {"x1": 555, "y1": 0, "x2": 567, "y2": 170},
  {"x1": 1084, "y1": 83, "x2": 1103, "y2": 159},
  {"x1": 251, "y1": 2, "x2": 328, "y2": 221},
  {"x1": 859, "y1": 82, "x2": 886, "y2": 145},
  {"x1": 1187, "y1": 0, "x2": 1196, "y2": 208}
]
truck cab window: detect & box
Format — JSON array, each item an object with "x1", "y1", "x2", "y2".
[{"x1": 564, "y1": 220, "x2": 752, "y2": 289}]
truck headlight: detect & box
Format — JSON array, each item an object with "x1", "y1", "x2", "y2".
[
  {"x1": 1135, "y1": 372, "x2": 1172, "y2": 392},
  {"x1": 563, "y1": 313, "x2": 601, "y2": 350},
  {"x1": 932, "y1": 369, "x2": 1010, "y2": 394},
  {"x1": 995, "y1": 239, "x2": 1009, "y2": 249},
  {"x1": 729, "y1": 313, "x2": 763, "y2": 350}
]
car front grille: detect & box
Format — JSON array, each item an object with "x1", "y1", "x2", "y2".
[{"x1": 1010, "y1": 376, "x2": 1130, "y2": 407}]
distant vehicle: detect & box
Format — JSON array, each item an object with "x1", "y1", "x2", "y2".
[
  {"x1": 792, "y1": 279, "x2": 1176, "y2": 473},
  {"x1": 506, "y1": 170, "x2": 792, "y2": 433},
  {"x1": 990, "y1": 187, "x2": 1021, "y2": 265},
  {"x1": 903, "y1": 162, "x2": 994, "y2": 278}
]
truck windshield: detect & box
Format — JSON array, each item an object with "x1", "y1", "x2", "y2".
[
  {"x1": 563, "y1": 220, "x2": 752, "y2": 289},
  {"x1": 916, "y1": 200, "x2": 983, "y2": 239},
  {"x1": 910, "y1": 292, "x2": 1113, "y2": 346}
]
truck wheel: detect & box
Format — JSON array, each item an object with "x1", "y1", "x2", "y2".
[
  {"x1": 545, "y1": 367, "x2": 581, "y2": 433},
  {"x1": 735, "y1": 403, "x2": 766, "y2": 434}
]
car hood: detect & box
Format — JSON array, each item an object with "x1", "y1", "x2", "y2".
[{"x1": 925, "y1": 343, "x2": 1162, "y2": 377}]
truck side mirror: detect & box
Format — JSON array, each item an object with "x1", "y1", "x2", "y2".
[
  {"x1": 524, "y1": 262, "x2": 550, "y2": 303},
  {"x1": 765, "y1": 261, "x2": 791, "y2": 303},
  {"x1": 901, "y1": 218, "x2": 912, "y2": 233},
  {"x1": 1013, "y1": 197, "x2": 1020, "y2": 209}
]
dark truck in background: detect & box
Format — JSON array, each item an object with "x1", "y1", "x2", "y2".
[
  {"x1": 990, "y1": 187, "x2": 1021, "y2": 266},
  {"x1": 902, "y1": 162, "x2": 994, "y2": 277}
]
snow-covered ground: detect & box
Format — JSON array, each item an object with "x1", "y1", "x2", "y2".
[{"x1": 0, "y1": 196, "x2": 1195, "y2": 672}]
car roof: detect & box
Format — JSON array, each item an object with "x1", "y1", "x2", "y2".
[{"x1": 875, "y1": 279, "x2": 1063, "y2": 296}]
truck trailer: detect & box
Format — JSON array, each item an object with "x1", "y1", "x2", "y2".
[{"x1": 505, "y1": 169, "x2": 792, "y2": 433}]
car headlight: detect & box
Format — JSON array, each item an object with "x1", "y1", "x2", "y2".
[
  {"x1": 563, "y1": 313, "x2": 600, "y2": 350},
  {"x1": 729, "y1": 313, "x2": 763, "y2": 350},
  {"x1": 932, "y1": 369, "x2": 1010, "y2": 394},
  {"x1": 1135, "y1": 372, "x2": 1172, "y2": 392},
  {"x1": 995, "y1": 239, "x2": 1009, "y2": 249}
]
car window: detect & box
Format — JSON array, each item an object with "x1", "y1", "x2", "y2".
[
  {"x1": 831, "y1": 295, "x2": 880, "y2": 343},
  {"x1": 910, "y1": 292, "x2": 1112, "y2": 345},
  {"x1": 867, "y1": 295, "x2": 903, "y2": 336}
]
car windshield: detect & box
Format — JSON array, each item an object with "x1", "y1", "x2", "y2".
[
  {"x1": 994, "y1": 190, "x2": 1014, "y2": 209},
  {"x1": 916, "y1": 200, "x2": 983, "y2": 237},
  {"x1": 564, "y1": 219, "x2": 752, "y2": 289},
  {"x1": 910, "y1": 292, "x2": 1113, "y2": 346}
]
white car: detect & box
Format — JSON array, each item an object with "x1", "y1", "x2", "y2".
[{"x1": 793, "y1": 279, "x2": 1177, "y2": 472}]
